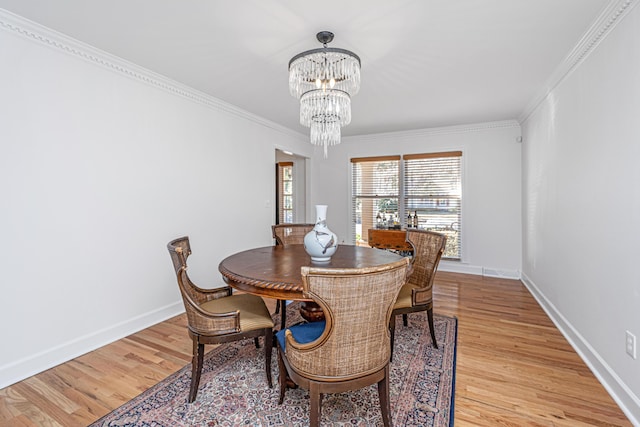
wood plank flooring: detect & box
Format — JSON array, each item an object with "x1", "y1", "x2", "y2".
[{"x1": 0, "y1": 272, "x2": 632, "y2": 426}]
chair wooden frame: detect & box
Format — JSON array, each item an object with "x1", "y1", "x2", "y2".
[
  {"x1": 277, "y1": 257, "x2": 410, "y2": 427},
  {"x1": 389, "y1": 230, "x2": 446, "y2": 360},
  {"x1": 167, "y1": 236, "x2": 273, "y2": 402}
]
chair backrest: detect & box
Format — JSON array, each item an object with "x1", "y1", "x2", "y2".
[
  {"x1": 406, "y1": 230, "x2": 446, "y2": 290},
  {"x1": 167, "y1": 236, "x2": 211, "y2": 308},
  {"x1": 285, "y1": 257, "x2": 410, "y2": 379},
  {"x1": 272, "y1": 223, "x2": 314, "y2": 246},
  {"x1": 167, "y1": 236, "x2": 191, "y2": 275}
]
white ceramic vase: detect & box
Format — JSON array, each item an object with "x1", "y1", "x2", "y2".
[{"x1": 304, "y1": 205, "x2": 338, "y2": 262}]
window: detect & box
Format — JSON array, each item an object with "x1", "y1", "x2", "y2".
[
  {"x1": 351, "y1": 151, "x2": 462, "y2": 259},
  {"x1": 351, "y1": 156, "x2": 400, "y2": 244},
  {"x1": 276, "y1": 162, "x2": 293, "y2": 223},
  {"x1": 404, "y1": 152, "x2": 461, "y2": 259}
]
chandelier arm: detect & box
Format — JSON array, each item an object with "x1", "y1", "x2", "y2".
[
  {"x1": 288, "y1": 47, "x2": 361, "y2": 69},
  {"x1": 299, "y1": 88, "x2": 351, "y2": 98}
]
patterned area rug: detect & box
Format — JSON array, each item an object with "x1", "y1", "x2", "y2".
[{"x1": 90, "y1": 303, "x2": 457, "y2": 427}]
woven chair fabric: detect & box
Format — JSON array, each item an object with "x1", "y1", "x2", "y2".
[
  {"x1": 285, "y1": 258, "x2": 409, "y2": 379},
  {"x1": 179, "y1": 269, "x2": 230, "y2": 306},
  {"x1": 167, "y1": 236, "x2": 273, "y2": 400},
  {"x1": 401, "y1": 230, "x2": 446, "y2": 308},
  {"x1": 168, "y1": 237, "x2": 191, "y2": 274},
  {"x1": 168, "y1": 237, "x2": 273, "y2": 336},
  {"x1": 405, "y1": 230, "x2": 446, "y2": 290},
  {"x1": 272, "y1": 224, "x2": 314, "y2": 246}
]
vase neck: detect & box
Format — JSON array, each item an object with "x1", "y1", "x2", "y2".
[{"x1": 315, "y1": 205, "x2": 328, "y2": 222}]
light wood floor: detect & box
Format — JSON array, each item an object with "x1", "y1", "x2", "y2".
[{"x1": 0, "y1": 272, "x2": 631, "y2": 426}]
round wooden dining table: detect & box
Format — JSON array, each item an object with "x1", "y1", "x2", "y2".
[{"x1": 218, "y1": 244, "x2": 405, "y2": 323}]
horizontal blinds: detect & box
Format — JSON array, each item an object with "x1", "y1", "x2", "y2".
[
  {"x1": 404, "y1": 156, "x2": 461, "y2": 197},
  {"x1": 352, "y1": 158, "x2": 400, "y2": 244},
  {"x1": 404, "y1": 153, "x2": 461, "y2": 259},
  {"x1": 352, "y1": 159, "x2": 399, "y2": 198},
  {"x1": 351, "y1": 152, "x2": 462, "y2": 259}
]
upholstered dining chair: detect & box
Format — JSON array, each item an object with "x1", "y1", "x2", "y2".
[
  {"x1": 389, "y1": 230, "x2": 446, "y2": 360},
  {"x1": 272, "y1": 223, "x2": 315, "y2": 247},
  {"x1": 271, "y1": 223, "x2": 314, "y2": 329},
  {"x1": 167, "y1": 236, "x2": 274, "y2": 403},
  {"x1": 276, "y1": 257, "x2": 410, "y2": 427}
]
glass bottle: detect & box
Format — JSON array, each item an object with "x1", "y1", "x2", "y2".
[
  {"x1": 407, "y1": 212, "x2": 413, "y2": 228},
  {"x1": 413, "y1": 211, "x2": 419, "y2": 228}
]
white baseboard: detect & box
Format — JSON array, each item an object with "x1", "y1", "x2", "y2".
[
  {"x1": 0, "y1": 301, "x2": 184, "y2": 390},
  {"x1": 521, "y1": 273, "x2": 640, "y2": 425},
  {"x1": 439, "y1": 261, "x2": 484, "y2": 276},
  {"x1": 481, "y1": 267, "x2": 521, "y2": 279},
  {"x1": 439, "y1": 261, "x2": 521, "y2": 280}
]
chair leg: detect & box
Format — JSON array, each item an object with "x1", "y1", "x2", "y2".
[
  {"x1": 189, "y1": 340, "x2": 204, "y2": 403},
  {"x1": 389, "y1": 314, "x2": 396, "y2": 363},
  {"x1": 427, "y1": 308, "x2": 438, "y2": 349},
  {"x1": 309, "y1": 383, "x2": 321, "y2": 427},
  {"x1": 277, "y1": 349, "x2": 287, "y2": 404},
  {"x1": 264, "y1": 329, "x2": 273, "y2": 388},
  {"x1": 402, "y1": 313, "x2": 408, "y2": 327},
  {"x1": 280, "y1": 300, "x2": 287, "y2": 330},
  {"x1": 275, "y1": 299, "x2": 281, "y2": 314},
  {"x1": 254, "y1": 337, "x2": 260, "y2": 348},
  {"x1": 378, "y1": 365, "x2": 392, "y2": 427}
]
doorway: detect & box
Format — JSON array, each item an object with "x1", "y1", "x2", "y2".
[{"x1": 275, "y1": 149, "x2": 308, "y2": 224}]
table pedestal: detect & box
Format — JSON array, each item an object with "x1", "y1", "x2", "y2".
[{"x1": 299, "y1": 301, "x2": 325, "y2": 322}]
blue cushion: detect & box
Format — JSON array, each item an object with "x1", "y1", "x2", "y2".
[{"x1": 276, "y1": 320, "x2": 326, "y2": 350}]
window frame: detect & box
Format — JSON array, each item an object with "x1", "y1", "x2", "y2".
[
  {"x1": 276, "y1": 161, "x2": 294, "y2": 224},
  {"x1": 350, "y1": 151, "x2": 462, "y2": 260}
]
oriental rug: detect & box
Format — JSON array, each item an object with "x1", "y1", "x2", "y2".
[{"x1": 90, "y1": 303, "x2": 457, "y2": 427}]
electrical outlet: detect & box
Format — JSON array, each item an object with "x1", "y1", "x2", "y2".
[{"x1": 626, "y1": 331, "x2": 637, "y2": 359}]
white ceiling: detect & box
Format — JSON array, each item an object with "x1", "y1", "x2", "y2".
[{"x1": 0, "y1": 0, "x2": 610, "y2": 137}]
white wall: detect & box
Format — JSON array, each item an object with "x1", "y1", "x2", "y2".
[
  {"x1": 0, "y1": 12, "x2": 311, "y2": 388},
  {"x1": 310, "y1": 122, "x2": 523, "y2": 277},
  {"x1": 521, "y1": 3, "x2": 640, "y2": 422},
  {"x1": 3, "y1": 6, "x2": 638, "y2": 421}
]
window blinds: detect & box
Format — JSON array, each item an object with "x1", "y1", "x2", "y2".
[
  {"x1": 351, "y1": 156, "x2": 400, "y2": 244},
  {"x1": 350, "y1": 151, "x2": 462, "y2": 259},
  {"x1": 404, "y1": 151, "x2": 461, "y2": 259}
]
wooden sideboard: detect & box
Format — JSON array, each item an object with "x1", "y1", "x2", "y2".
[{"x1": 367, "y1": 229, "x2": 414, "y2": 252}]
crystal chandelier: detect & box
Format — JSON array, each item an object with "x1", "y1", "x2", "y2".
[{"x1": 289, "y1": 31, "x2": 361, "y2": 158}]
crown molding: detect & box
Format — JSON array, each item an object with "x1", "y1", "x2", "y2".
[
  {"x1": 343, "y1": 120, "x2": 521, "y2": 143},
  {"x1": 0, "y1": 8, "x2": 304, "y2": 140},
  {"x1": 518, "y1": 0, "x2": 638, "y2": 124}
]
